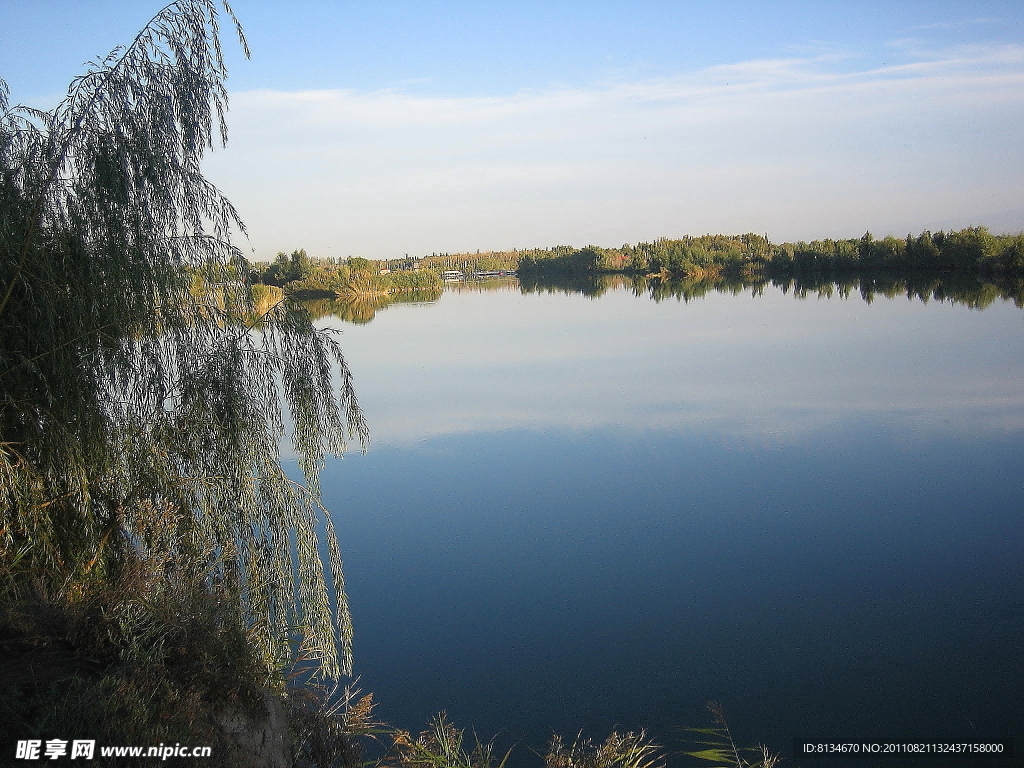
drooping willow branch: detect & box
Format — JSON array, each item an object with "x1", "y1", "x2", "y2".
[{"x1": 1, "y1": 1, "x2": 365, "y2": 678}]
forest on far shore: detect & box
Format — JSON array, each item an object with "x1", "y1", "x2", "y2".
[
  {"x1": 245, "y1": 226, "x2": 1024, "y2": 319},
  {"x1": 418, "y1": 226, "x2": 1024, "y2": 279}
]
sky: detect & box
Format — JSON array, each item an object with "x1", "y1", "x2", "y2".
[{"x1": 2, "y1": 0, "x2": 1023, "y2": 261}]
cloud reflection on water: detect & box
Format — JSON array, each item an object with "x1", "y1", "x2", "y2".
[{"x1": 318, "y1": 282, "x2": 1024, "y2": 450}]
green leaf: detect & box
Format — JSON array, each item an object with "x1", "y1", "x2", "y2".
[
  {"x1": 684, "y1": 748, "x2": 733, "y2": 763},
  {"x1": 684, "y1": 728, "x2": 727, "y2": 737}
]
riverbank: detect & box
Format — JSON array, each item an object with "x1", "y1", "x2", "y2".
[{"x1": 420, "y1": 227, "x2": 1024, "y2": 282}]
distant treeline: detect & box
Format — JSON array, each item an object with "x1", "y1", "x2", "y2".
[
  {"x1": 247, "y1": 228, "x2": 1023, "y2": 307},
  {"x1": 424, "y1": 227, "x2": 1024, "y2": 279},
  {"x1": 248, "y1": 250, "x2": 440, "y2": 296}
]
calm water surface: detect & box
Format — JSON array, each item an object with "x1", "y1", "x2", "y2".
[{"x1": 317, "y1": 281, "x2": 1023, "y2": 765}]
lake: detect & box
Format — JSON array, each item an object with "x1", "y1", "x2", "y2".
[{"x1": 316, "y1": 277, "x2": 1023, "y2": 766}]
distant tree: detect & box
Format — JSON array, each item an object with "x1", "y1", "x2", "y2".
[
  {"x1": 1, "y1": 0, "x2": 366, "y2": 678},
  {"x1": 256, "y1": 251, "x2": 291, "y2": 284},
  {"x1": 908, "y1": 231, "x2": 941, "y2": 268},
  {"x1": 858, "y1": 231, "x2": 875, "y2": 264},
  {"x1": 290, "y1": 247, "x2": 313, "y2": 280},
  {"x1": 943, "y1": 226, "x2": 997, "y2": 270},
  {"x1": 998, "y1": 234, "x2": 1024, "y2": 272},
  {"x1": 833, "y1": 239, "x2": 859, "y2": 267},
  {"x1": 347, "y1": 256, "x2": 372, "y2": 274},
  {"x1": 875, "y1": 235, "x2": 905, "y2": 266}
]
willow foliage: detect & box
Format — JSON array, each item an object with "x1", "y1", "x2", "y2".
[{"x1": 1, "y1": 1, "x2": 366, "y2": 678}]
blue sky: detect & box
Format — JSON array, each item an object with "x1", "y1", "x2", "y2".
[{"x1": 3, "y1": 1, "x2": 1023, "y2": 260}]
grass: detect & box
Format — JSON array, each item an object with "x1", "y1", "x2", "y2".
[
  {"x1": 0, "y1": 544, "x2": 270, "y2": 762},
  {"x1": 681, "y1": 703, "x2": 780, "y2": 768},
  {"x1": 389, "y1": 713, "x2": 514, "y2": 768},
  {"x1": 283, "y1": 696, "x2": 776, "y2": 768},
  {"x1": 545, "y1": 730, "x2": 664, "y2": 768}
]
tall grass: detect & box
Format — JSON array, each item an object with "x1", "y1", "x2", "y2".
[{"x1": 682, "y1": 703, "x2": 779, "y2": 768}]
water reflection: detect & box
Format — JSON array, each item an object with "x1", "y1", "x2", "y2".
[
  {"x1": 514, "y1": 270, "x2": 1024, "y2": 309},
  {"x1": 326, "y1": 427, "x2": 1024, "y2": 766},
  {"x1": 320, "y1": 279, "x2": 1024, "y2": 449},
  {"x1": 302, "y1": 287, "x2": 442, "y2": 324},
  {"x1": 319, "y1": 279, "x2": 1024, "y2": 767}
]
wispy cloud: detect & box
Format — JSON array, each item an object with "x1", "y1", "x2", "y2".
[
  {"x1": 911, "y1": 17, "x2": 1000, "y2": 30},
  {"x1": 205, "y1": 43, "x2": 1024, "y2": 259}
]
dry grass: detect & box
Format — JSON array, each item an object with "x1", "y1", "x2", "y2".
[
  {"x1": 387, "y1": 713, "x2": 513, "y2": 768},
  {"x1": 545, "y1": 730, "x2": 664, "y2": 768}
]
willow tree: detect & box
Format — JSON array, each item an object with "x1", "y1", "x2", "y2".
[{"x1": 1, "y1": 1, "x2": 366, "y2": 680}]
